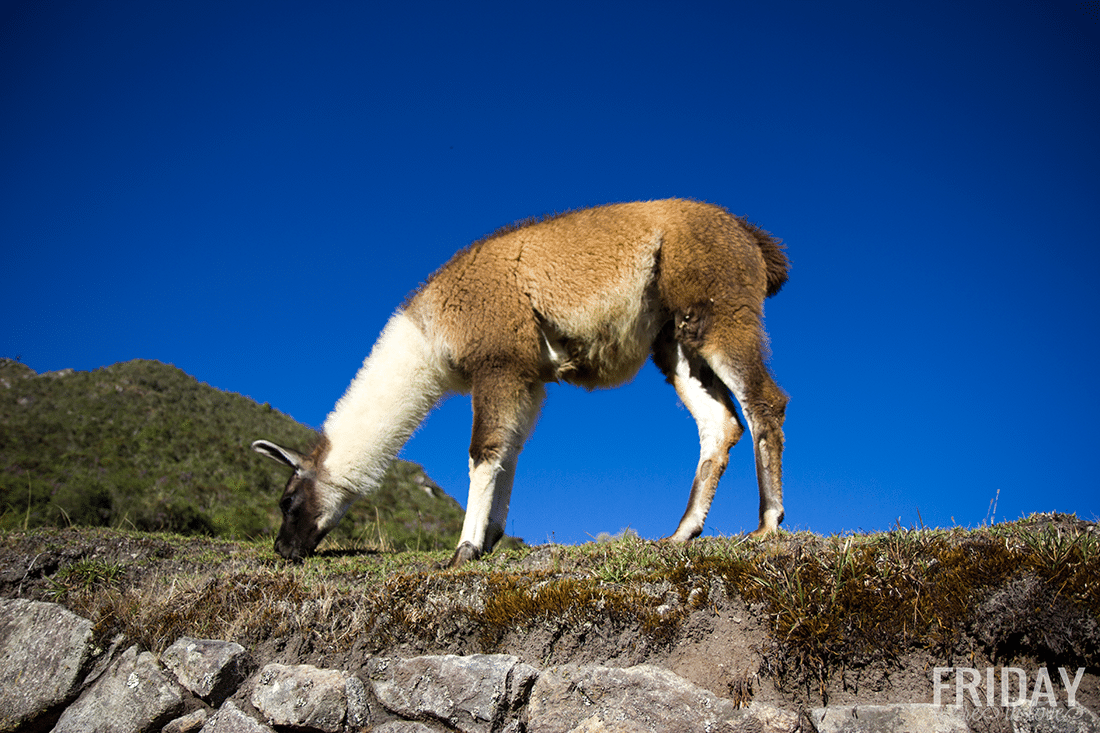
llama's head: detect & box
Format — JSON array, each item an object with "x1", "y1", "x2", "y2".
[{"x1": 251, "y1": 439, "x2": 348, "y2": 561}]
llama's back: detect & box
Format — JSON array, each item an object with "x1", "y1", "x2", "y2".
[{"x1": 408, "y1": 199, "x2": 783, "y2": 387}]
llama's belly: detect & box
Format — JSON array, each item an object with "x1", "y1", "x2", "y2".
[
  {"x1": 538, "y1": 325, "x2": 658, "y2": 389},
  {"x1": 525, "y1": 233, "x2": 664, "y2": 389},
  {"x1": 535, "y1": 281, "x2": 664, "y2": 389}
]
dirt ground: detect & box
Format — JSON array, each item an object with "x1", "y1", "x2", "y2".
[{"x1": 1, "y1": 526, "x2": 1097, "y2": 726}]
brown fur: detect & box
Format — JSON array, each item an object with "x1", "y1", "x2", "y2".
[
  {"x1": 409, "y1": 199, "x2": 786, "y2": 386},
  {"x1": 256, "y1": 198, "x2": 790, "y2": 566},
  {"x1": 411, "y1": 199, "x2": 788, "y2": 563}
]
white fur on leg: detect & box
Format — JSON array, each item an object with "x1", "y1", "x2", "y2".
[
  {"x1": 486, "y1": 384, "x2": 544, "y2": 542},
  {"x1": 752, "y1": 437, "x2": 784, "y2": 532},
  {"x1": 758, "y1": 507, "x2": 783, "y2": 533},
  {"x1": 459, "y1": 386, "x2": 544, "y2": 553},
  {"x1": 668, "y1": 346, "x2": 742, "y2": 541},
  {"x1": 460, "y1": 458, "x2": 504, "y2": 551},
  {"x1": 705, "y1": 355, "x2": 785, "y2": 537},
  {"x1": 484, "y1": 453, "x2": 519, "y2": 550},
  {"x1": 675, "y1": 347, "x2": 737, "y2": 463}
]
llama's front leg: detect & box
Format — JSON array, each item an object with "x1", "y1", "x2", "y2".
[
  {"x1": 659, "y1": 344, "x2": 745, "y2": 542},
  {"x1": 448, "y1": 377, "x2": 543, "y2": 568}
]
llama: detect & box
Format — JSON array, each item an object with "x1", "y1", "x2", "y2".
[{"x1": 252, "y1": 198, "x2": 790, "y2": 567}]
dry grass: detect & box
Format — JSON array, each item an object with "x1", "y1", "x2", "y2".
[{"x1": 3, "y1": 513, "x2": 1096, "y2": 690}]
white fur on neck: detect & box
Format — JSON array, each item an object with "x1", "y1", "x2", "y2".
[{"x1": 321, "y1": 311, "x2": 452, "y2": 494}]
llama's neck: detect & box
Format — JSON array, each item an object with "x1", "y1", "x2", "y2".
[{"x1": 320, "y1": 311, "x2": 451, "y2": 494}]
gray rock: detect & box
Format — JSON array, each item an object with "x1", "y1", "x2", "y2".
[
  {"x1": 51, "y1": 644, "x2": 184, "y2": 733},
  {"x1": 80, "y1": 634, "x2": 128, "y2": 688},
  {"x1": 525, "y1": 665, "x2": 795, "y2": 732},
  {"x1": 161, "y1": 637, "x2": 253, "y2": 706},
  {"x1": 526, "y1": 664, "x2": 757, "y2": 733},
  {"x1": 251, "y1": 663, "x2": 358, "y2": 732},
  {"x1": 163, "y1": 708, "x2": 209, "y2": 733},
  {"x1": 741, "y1": 702, "x2": 801, "y2": 732},
  {"x1": 368, "y1": 654, "x2": 538, "y2": 733},
  {"x1": 344, "y1": 673, "x2": 370, "y2": 728},
  {"x1": 373, "y1": 723, "x2": 438, "y2": 733},
  {"x1": 808, "y1": 703, "x2": 970, "y2": 732},
  {"x1": 0, "y1": 599, "x2": 94, "y2": 732},
  {"x1": 199, "y1": 701, "x2": 275, "y2": 733}
]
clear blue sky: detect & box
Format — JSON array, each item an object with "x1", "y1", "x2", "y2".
[{"x1": 3, "y1": 1, "x2": 1098, "y2": 545}]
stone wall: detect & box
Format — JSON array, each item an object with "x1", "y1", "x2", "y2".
[{"x1": 1, "y1": 599, "x2": 1096, "y2": 733}]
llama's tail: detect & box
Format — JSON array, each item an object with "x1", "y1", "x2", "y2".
[{"x1": 738, "y1": 218, "x2": 789, "y2": 298}]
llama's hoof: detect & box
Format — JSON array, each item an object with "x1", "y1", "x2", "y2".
[{"x1": 443, "y1": 542, "x2": 481, "y2": 569}]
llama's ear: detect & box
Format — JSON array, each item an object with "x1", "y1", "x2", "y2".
[{"x1": 251, "y1": 440, "x2": 306, "y2": 470}]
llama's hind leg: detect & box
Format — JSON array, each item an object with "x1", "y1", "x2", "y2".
[
  {"x1": 702, "y1": 342, "x2": 787, "y2": 537},
  {"x1": 449, "y1": 374, "x2": 543, "y2": 568},
  {"x1": 654, "y1": 339, "x2": 745, "y2": 542}
]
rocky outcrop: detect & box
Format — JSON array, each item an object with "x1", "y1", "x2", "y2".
[
  {"x1": 53, "y1": 645, "x2": 184, "y2": 733},
  {"x1": 0, "y1": 598, "x2": 94, "y2": 731},
  {"x1": 368, "y1": 654, "x2": 537, "y2": 732},
  {"x1": 200, "y1": 702, "x2": 273, "y2": 733},
  {"x1": 526, "y1": 664, "x2": 800, "y2": 733},
  {"x1": 162, "y1": 638, "x2": 253, "y2": 708},
  {"x1": 0, "y1": 600, "x2": 1096, "y2": 733},
  {"x1": 809, "y1": 703, "x2": 971, "y2": 732},
  {"x1": 252, "y1": 663, "x2": 367, "y2": 732}
]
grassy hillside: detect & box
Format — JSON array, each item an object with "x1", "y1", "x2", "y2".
[{"x1": 0, "y1": 357, "x2": 472, "y2": 551}]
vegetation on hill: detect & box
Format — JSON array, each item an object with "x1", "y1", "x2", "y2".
[{"x1": 0, "y1": 358, "x2": 472, "y2": 551}]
